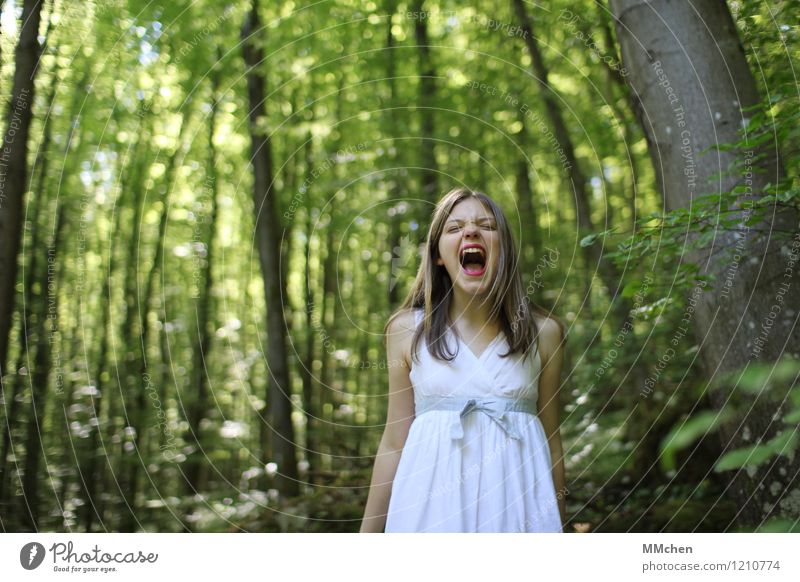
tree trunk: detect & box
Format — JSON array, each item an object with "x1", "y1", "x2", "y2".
[
  {"x1": 0, "y1": 62, "x2": 59, "y2": 520},
  {"x1": 383, "y1": 0, "x2": 404, "y2": 309},
  {"x1": 21, "y1": 201, "x2": 65, "y2": 529},
  {"x1": 411, "y1": 0, "x2": 438, "y2": 236},
  {"x1": 79, "y1": 102, "x2": 148, "y2": 531},
  {"x1": 241, "y1": 0, "x2": 299, "y2": 497},
  {"x1": 299, "y1": 134, "x2": 320, "y2": 485},
  {"x1": 511, "y1": 0, "x2": 631, "y2": 329},
  {"x1": 119, "y1": 111, "x2": 189, "y2": 532},
  {"x1": 0, "y1": 0, "x2": 44, "y2": 376},
  {"x1": 592, "y1": 1, "x2": 643, "y2": 235},
  {"x1": 317, "y1": 202, "x2": 338, "y2": 476},
  {"x1": 610, "y1": 0, "x2": 800, "y2": 526},
  {"x1": 184, "y1": 69, "x2": 222, "y2": 496},
  {"x1": 514, "y1": 107, "x2": 540, "y2": 280}
]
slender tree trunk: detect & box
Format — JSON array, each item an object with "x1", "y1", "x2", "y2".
[
  {"x1": 514, "y1": 108, "x2": 540, "y2": 280},
  {"x1": 314, "y1": 81, "x2": 347, "y2": 480},
  {"x1": 79, "y1": 105, "x2": 148, "y2": 530},
  {"x1": 20, "y1": 201, "x2": 65, "y2": 530},
  {"x1": 383, "y1": 0, "x2": 404, "y2": 309},
  {"x1": 279, "y1": 90, "x2": 299, "y2": 316},
  {"x1": 592, "y1": 1, "x2": 643, "y2": 234},
  {"x1": 299, "y1": 134, "x2": 319, "y2": 485},
  {"x1": 411, "y1": 0, "x2": 438, "y2": 236},
  {"x1": 119, "y1": 111, "x2": 189, "y2": 532},
  {"x1": 317, "y1": 204, "x2": 338, "y2": 477},
  {"x1": 511, "y1": 0, "x2": 631, "y2": 327},
  {"x1": 184, "y1": 71, "x2": 222, "y2": 495},
  {"x1": 241, "y1": 0, "x2": 299, "y2": 497},
  {"x1": 563, "y1": 2, "x2": 661, "y2": 478},
  {"x1": 610, "y1": 0, "x2": 800, "y2": 526},
  {"x1": 0, "y1": 0, "x2": 44, "y2": 378}
]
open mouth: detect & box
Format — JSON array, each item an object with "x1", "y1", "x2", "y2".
[{"x1": 459, "y1": 245, "x2": 487, "y2": 277}]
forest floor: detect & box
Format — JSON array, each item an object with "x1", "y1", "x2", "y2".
[
  {"x1": 562, "y1": 409, "x2": 739, "y2": 533},
  {"x1": 213, "y1": 408, "x2": 740, "y2": 533}
]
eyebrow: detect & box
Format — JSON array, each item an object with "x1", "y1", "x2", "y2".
[{"x1": 446, "y1": 217, "x2": 496, "y2": 224}]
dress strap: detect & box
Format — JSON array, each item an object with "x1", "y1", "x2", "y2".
[{"x1": 415, "y1": 395, "x2": 537, "y2": 441}]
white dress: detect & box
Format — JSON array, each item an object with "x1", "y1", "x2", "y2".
[{"x1": 385, "y1": 308, "x2": 563, "y2": 533}]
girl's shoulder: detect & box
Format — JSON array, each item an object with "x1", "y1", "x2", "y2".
[
  {"x1": 386, "y1": 308, "x2": 419, "y2": 335},
  {"x1": 534, "y1": 314, "x2": 562, "y2": 336},
  {"x1": 532, "y1": 315, "x2": 565, "y2": 365},
  {"x1": 386, "y1": 308, "x2": 419, "y2": 369}
]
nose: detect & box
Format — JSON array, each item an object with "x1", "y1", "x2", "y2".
[{"x1": 463, "y1": 221, "x2": 480, "y2": 237}]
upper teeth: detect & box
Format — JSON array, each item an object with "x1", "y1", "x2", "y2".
[{"x1": 463, "y1": 248, "x2": 482, "y2": 254}]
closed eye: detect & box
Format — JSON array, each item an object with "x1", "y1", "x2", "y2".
[{"x1": 447, "y1": 223, "x2": 496, "y2": 231}]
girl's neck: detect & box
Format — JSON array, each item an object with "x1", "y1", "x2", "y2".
[{"x1": 448, "y1": 290, "x2": 496, "y2": 330}]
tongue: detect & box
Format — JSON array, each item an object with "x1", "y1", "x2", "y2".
[{"x1": 463, "y1": 262, "x2": 484, "y2": 275}]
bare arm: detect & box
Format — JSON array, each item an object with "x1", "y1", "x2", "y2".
[
  {"x1": 537, "y1": 318, "x2": 567, "y2": 529},
  {"x1": 360, "y1": 311, "x2": 416, "y2": 533}
]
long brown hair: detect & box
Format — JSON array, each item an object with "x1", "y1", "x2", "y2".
[{"x1": 386, "y1": 187, "x2": 562, "y2": 364}]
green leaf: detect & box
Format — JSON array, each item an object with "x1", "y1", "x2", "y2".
[
  {"x1": 783, "y1": 407, "x2": 800, "y2": 424},
  {"x1": 580, "y1": 233, "x2": 600, "y2": 247},
  {"x1": 720, "y1": 358, "x2": 800, "y2": 395},
  {"x1": 659, "y1": 409, "x2": 733, "y2": 471},
  {"x1": 774, "y1": 358, "x2": 800, "y2": 383},
  {"x1": 725, "y1": 364, "x2": 772, "y2": 393},
  {"x1": 757, "y1": 518, "x2": 800, "y2": 533},
  {"x1": 621, "y1": 280, "x2": 644, "y2": 298},
  {"x1": 715, "y1": 430, "x2": 799, "y2": 472}
]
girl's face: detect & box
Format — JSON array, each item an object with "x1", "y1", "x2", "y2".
[{"x1": 436, "y1": 198, "x2": 499, "y2": 296}]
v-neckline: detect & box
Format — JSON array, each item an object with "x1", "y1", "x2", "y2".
[{"x1": 456, "y1": 328, "x2": 504, "y2": 362}]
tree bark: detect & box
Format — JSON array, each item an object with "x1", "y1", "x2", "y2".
[
  {"x1": 610, "y1": 0, "x2": 800, "y2": 526},
  {"x1": 383, "y1": 0, "x2": 405, "y2": 308},
  {"x1": 120, "y1": 111, "x2": 189, "y2": 531},
  {"x1": 511, "y1": 0, "x2": 632, "y2": 329},
  {"x1": 411, "y1": 0, "x2": 438, "y2": 235},
  {"x1": 0, "y1": 60, "x2": 59, "y2": 519},
  {"x1": 0, "y1": 0, "x2": 44, "y2": 377},
  {"x1": 184, "y1": 67, "x2": 222, "y2": 496},
  {"x1": 241, "y1": 0, "x2": 299, "y2": 497},
  {"x1": 298, "y1": 132, "x2": 320, "y2": 485},
  {"x1": 81, "y1": 101, "x2": 149, "y2": 531},
  {"x1": 514, "y1": 107, "x2": 541, "y2": 279},
  {"x1": 20, "y1": 202, "x2": 65, "y2": 530}
]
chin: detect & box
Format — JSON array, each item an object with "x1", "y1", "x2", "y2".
[{"x1": 456, "y1": 272, "x2": 492, "y2": 292}]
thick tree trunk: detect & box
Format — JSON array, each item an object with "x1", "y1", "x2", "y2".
[
  {"x1": 241, "y1": 0, "x2": 299, "y2": 497},
  {"x1": 0, "y1": 0, "x2": 44, "y2": 376},
  {"x1": 0, "y1": 63, "x2": 58, "y2": 519},
  {"x1": 610, "y1": 0, "x2": 800, "y2": 526}
]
